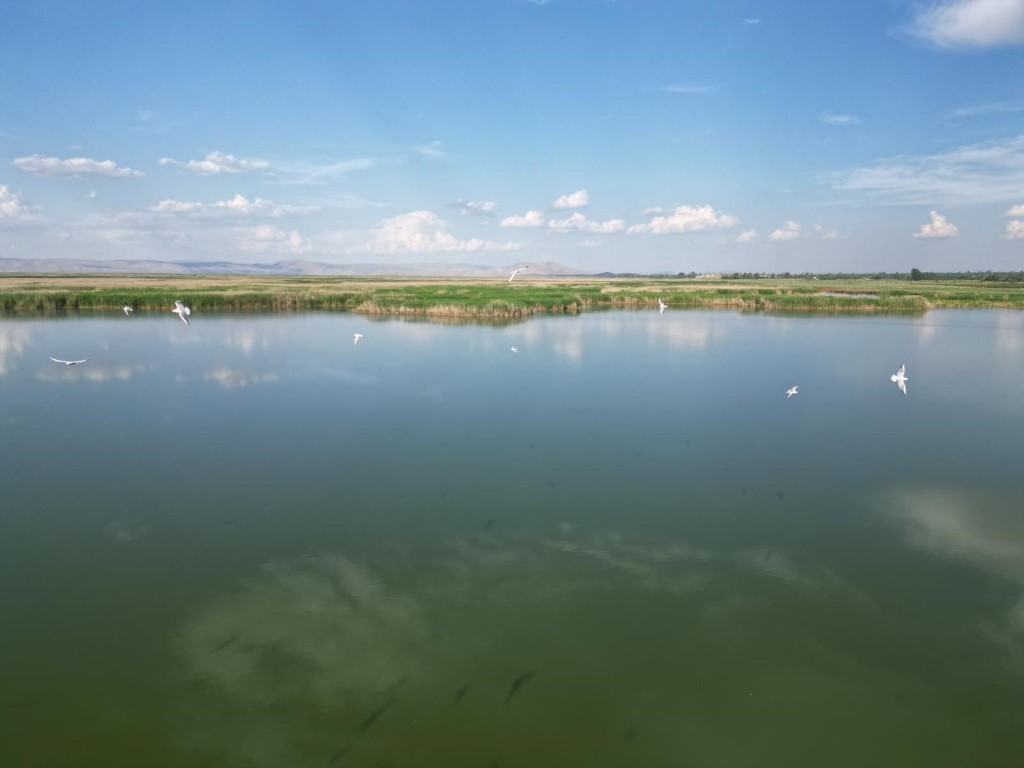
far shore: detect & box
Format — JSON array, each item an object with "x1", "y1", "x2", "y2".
[{"x1": 3, "y1": 274, "x2": 1024, "y2": 317}]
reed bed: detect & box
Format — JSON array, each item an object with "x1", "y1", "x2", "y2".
[{"x1": 2, "y1": 275, "x2": 1023, "y2": 317}]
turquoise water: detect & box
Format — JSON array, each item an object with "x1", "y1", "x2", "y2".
[{"x1": 1, "y1": 309, "x2": 1023, "y2": 767}]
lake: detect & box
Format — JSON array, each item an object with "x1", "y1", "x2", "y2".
[{"x1": 2, "y1": 309, "x2": 1023, "y2": 767}]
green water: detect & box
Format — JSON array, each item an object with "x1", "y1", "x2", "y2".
[{"x1": 1, "y1": 310, "x2": 1023, "y2": 767}]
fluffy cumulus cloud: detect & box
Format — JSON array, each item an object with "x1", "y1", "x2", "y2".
[
  {"x1": 449, "y1": 199, "x2": 496, "y2": 216},
  {"x1": 159, "y1": 151, "x2": 269, "y2": 175},
  {"x1": 548, "y1": 212, "x2": 625, "y2": 234},
  {"x1": 13, "y1": 154, "x2": 142, "y2": 178},
  {"x1": 828, "y1": 134, "x2": 1024, "y2": 205},
  {"x1": 1005, "y1": 220, "x2": 1024, "y2": 240},
  {"x1": 914, "y1": 210, "x2": 959, "y2": 238},
  {"x1": 1006, "y1": 203, "x2": 1024, "y2": 217},
  {"x1": 363, "y1": 210, "x2": 524, "y2": 253},
  {"x1": 500, "y1": 210, "x2": 545, "y2": 228},
  {"x1": 552, "y1": 189, "x2": 589, "y2": 209},
  {"x1": 0, "y1": 184, "x2": 33, "y2": 219},
  {"x1": 240, "y1": 225, "x2": 310, "y2": 254},
  {"x1": 150, "y1": 194, "x2": 309, "y2": 218},
  {"x1": 627, "y1": 204, "x2": 738, "y2": 235},
  {"x1": 737, "y1": 229, "x2": 757, "y2": 243},
  {"x1": 769, "y1": 221, "x2": 803, "y2": 241},
  {"x1": 912, "y1": 0, "x2": 1024, "y2": 48}
]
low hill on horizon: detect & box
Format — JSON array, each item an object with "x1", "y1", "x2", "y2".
[{"x1": 0, "y1": 257, "x2": 591, "y2": 278}]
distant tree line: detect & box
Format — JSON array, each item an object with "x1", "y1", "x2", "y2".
[
  {"x1": 600, "y1": 270, "x2": 1024, "y2": 282},
  {"x1": 907, "y1": 268, "x2": 1024, "y2": 282},
  {"x1": 709, "y1": 270, "x2": 1024, "y2": 283}
]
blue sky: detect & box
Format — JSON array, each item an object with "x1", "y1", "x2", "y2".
[{"x1": 1, "y1": 0, "x2": 1023, "y2": 273}]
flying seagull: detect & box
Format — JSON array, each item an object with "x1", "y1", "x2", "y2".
[
  {"x1": 172, "y1": 300, "x2": 191, "y2": 326},
  {"x1": 353, "y1": 333, "x2": 363, "y2": 346},
  {"x1": 786, "y1": 386, "x2": 798, "y2": 399},
  {"x1": 123, "y1": 305, "x2": 133, "y2": 316},
  {"x1": 50, "y1": 357, "x2": 88, "y2": 366},
  {"x1": 510, "y1": 347, "x2": 518, "y2": 353},
  {"x1": 891, "y1": 364, "x2": 908, "y2": 395},
  {"x1": 508, "y1": 266, "x2": 528, "y2": 283},
  {"x1": 658, "y1": 298, "x2": 667, "y2": 315}
]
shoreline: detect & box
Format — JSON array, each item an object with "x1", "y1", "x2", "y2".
[{"x1": 2, "y1": 274, "x2": 1024, "y2": 317}]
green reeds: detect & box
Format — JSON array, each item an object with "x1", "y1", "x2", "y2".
[{"x1": 2, "y1": 275, "x2": 1023, "y2": 317}]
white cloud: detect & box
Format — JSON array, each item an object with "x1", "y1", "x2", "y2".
[
  {"x1": 84, "y1": 190, "x2": 97, "y2": 199},
  {"x1": 912, "y1": 0, "x2": 1024, "y2": 48},
  {"x1": 820, "y1": 112, "x2": 861, "y2": 125},
  {"x1": 744, "y1": 18, "x2": 761, "y2": 25},
  {"x1": 914, "y1": 210, "x2": 959, "y2": 238},
  {"x1": 151, "y1": 199, "x2": 202, "y2": 214},
  {"x1": 737, "y1": 229, "x2": 757, "y2": 243},
  {"x1": 363, "y1": 210, "x2": 524, "y2": 253},
  {"x1": 548, "y1": 212, "x2": 625, "y2": 234},
  {"x1": 552, "y1": 189, "x2": 589, "y2": 209},
  {"x1": 450, "y1": 199, "x2": 496, "y2": 216},
  {"x1": 660, "y1": 84, "x2": 718, "y2": 94},
  {"x1": 13, "y1": 154, "x2": 142, "y2": 178},
  {"x1": 811, "y1": 224, "x2": 840, "y2": 240},
  {"x1": 576, "y1": 239, "x2": 605, "y2": 248},
  {"x1": 642, "y1": 206, "x2": 665, "y2": 216},
  {"x1": 828, "y1": 134, "x2": 1024, "y2": 205},
  {"x1": 270, "y1": 158, "x2": 376, "y2": 185},
  {"x1": 0, "y1": 184, "x2": 34, "y2": 219},
  {"x1": 1005, "y1": 204, "x2": 1024, "y2": 216},
  {"x1": 413, "y1": 141, "x2": 444, "y2": 159},
  {"x1": 159, "y1": 151, "x2": 269, "y2": 175},
  {"x1": 241, "y1": 225, "x2": 310, "y2": 254},
  {"x1": 150, "y1": 194, "x2": 310, "y2": 218},
  {"x1": 500, "y1": 210, "x2": 545, "y2": 228},
  {"x1": 950, "y1": 100, "x2": 1024, "y2": 117},
  {"x1": 1005, "y1": 219, "x2": 1024, "y2": 239},
  {"x1": 627, "y1": 204, "x2": 738, "y2": 235},
  {"x1": 769, "y1": 221, "x2": 803, "y2": 241}
]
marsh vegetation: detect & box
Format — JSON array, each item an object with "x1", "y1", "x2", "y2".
[{"x1": 2, "y1": 274, "x2": 1024, "y2": 317}]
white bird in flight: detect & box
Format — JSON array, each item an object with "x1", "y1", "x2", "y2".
[
  {"x1": 50, "y1": 357, "x2": 88, "y2": 366},
  {"x1": 891, "y1": 363, "x2": 908, "y2": 395},
  {"x1": 510, "y1": 346, "x2": 518, "y2": 353},
  {"x1": 658, "y1": 298, "x2": 667, "y2": 314},
  {"x1": 786, "y1": 386, "x2": 798, "y2": 399},
  {"x1": 353, "y1": 333, "x2": 363, "y2": 345},
  {"x1": 508, "y1": 266, "x2": 528, "y2": 282},
  {"x1": 172, "y1": 300, "x2": 191, "y2": 326},
  {"x1": 123, "y1": 305, "x2": 133, "y2": 316}
]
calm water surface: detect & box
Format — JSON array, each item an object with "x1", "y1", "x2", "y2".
[{"x1": 1, "y1": 309, "x2": 1023, "y2": 767}]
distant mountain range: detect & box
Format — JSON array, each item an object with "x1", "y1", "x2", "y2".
[{"x1": 0, "y1": 258, "x2": 591, "y2": 278}]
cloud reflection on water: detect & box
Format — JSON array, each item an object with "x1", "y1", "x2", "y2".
[
  {"x1": 880, "y1": 486, "x2": 1024, "y2": 666},
  {"x1": 173, "y1": 522, "x2": 872, "y2": 764},
  {"x1": 199, "y1": 367, "x2": 280, "y2": 389},
  {"x1": 35, "y1": 361, "x2": 152, "y2": 383},
  {"x1": 0, "y1": 324, "x2": 31, "y2": 375}
]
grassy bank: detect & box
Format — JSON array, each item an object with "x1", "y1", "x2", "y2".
[{"x1": 2, "y1": 274, "x2": 1024, "y2": 317}]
